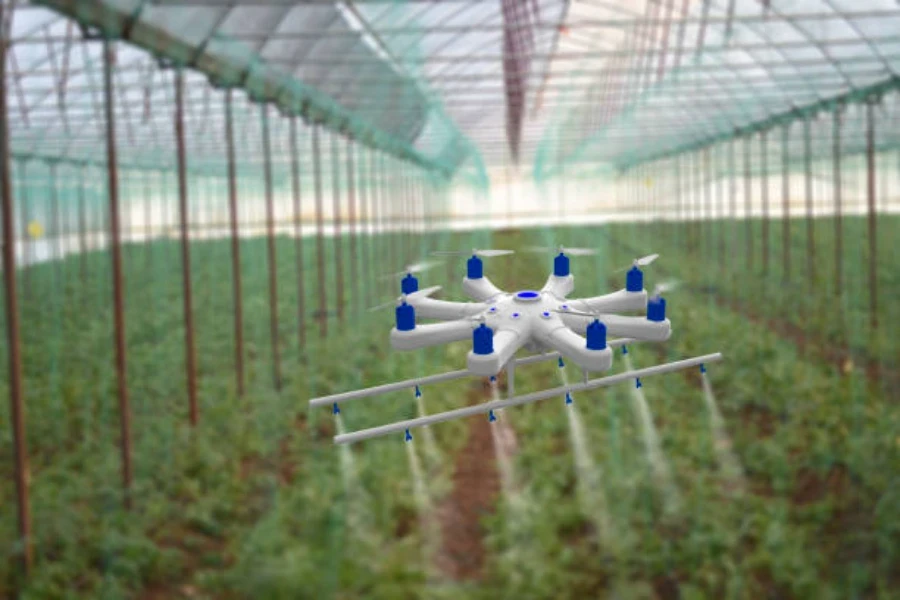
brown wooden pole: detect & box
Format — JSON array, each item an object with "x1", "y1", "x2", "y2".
[
  {"x1": 312, "y1": 124, "x2": 327, "y2": 338},
  {"x1": 865, "y1": 100, "x2": 877, "y2": 332},
  {"x1": 174, "y1": 69, "x2": 198, "y2": 425},
  {"x1": 330, "y1": 132, "x2": 345, "y2": 325},
  {"x1": 103, "y1": 39, "x2": 133, "y2": 508},
  {"x1": 289, "y1": 116, "x2": 306, "y2": 354},
  {"x1": 0, "y1": 0, "x2": 32, "y2": 571},
  {"x1": 260, "y1": 104, "x2": 281, "y2": 390},
  {"x1": 225, "y1": 90, "x2": 244, "y2": 395},
  {"x1": 345, "y1": 136, "x2": 359, "y2": 317}
]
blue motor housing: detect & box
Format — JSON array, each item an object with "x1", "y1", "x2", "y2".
[
  {"x1": 553, "y1": 253, "x2": 570, "y2": 277},
  {"x1": 401, "y1": 273, "x2": 418, "y2": 294},
  {"x1": 472, "y1": 323, "x2": 494, "y2": 355},
  {"x1": 626, "y1": 266, "x2": 643, "y2": 292},
  {"x1": 586, "y1": 319, "x2": 607, "y2": 350},
  {"x1": 395, "y1": 302, "x2": 415, "y2": 331},
  {"x1": 647, "y1": 296, "x2": 666, "y2": 321},
  {"x1": 467, "y1": 255, "x2": 483, "y2": 279}
]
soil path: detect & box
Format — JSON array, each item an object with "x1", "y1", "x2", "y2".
[{"x1": 434, "y1": 378, "x2": 507, "y2": 580}]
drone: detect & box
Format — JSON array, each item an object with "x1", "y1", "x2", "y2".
[{"x1": 310, "y1": 247, "x2": 722, "y2": 444}]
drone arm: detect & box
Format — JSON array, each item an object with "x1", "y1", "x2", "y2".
[
  {"x1": 560, "y1": 313, "x2": 670, "y2": 342},
  {"x1": 573, "y1": 289, "x2": 647, "y2": 314},
  {"x1": 466, "y1": 326, "x2": 529, "y2": 376},
  {"x1": 541, "y1": 273, "x2": 574, "y2": 298},
  {"x1": 406, "y1": 297, "x2": 485, "y2": 321},
  {"x1": 462, "y1": 276, "x2": 504, "y2": 302},
  {"x1": 390, "y1": 320, "x2": 473, "y2": 351},
  {"x1": 535, "y1": 320, "x2": 613, "y2": 372}
]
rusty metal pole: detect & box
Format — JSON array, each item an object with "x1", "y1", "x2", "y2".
[
  {"x1": 225, "y1": 89, "x2": 244, "y2": 395},
  {"x1": 1, "y1": 0, "x2": 32, "y2": 570},
  {"x1": 260, "y1": 104, "x2": 282, "y2": 390},
  {"x1": 174, "y1": 69, "x2": 199, "y2": 425},
  {"x1": 345, "y1": 136, "x2": 359, "y2": 318},
  {"x1": 833, "y1": 108, "x2": 843, "y2": 297},
  {"x1": 312, "y1": 124, "x2": 327, "y2": 338},
  {"x1": 865, "y1": 100, "x2": 877, "y2": 332},
  {"x1": 781, "y1": 123, "x2": 791, "y2": 281},
  {"x1": 103, "y1": 39, "x2": 133, "y2": 507},
  {"x1": 289, "y1": 116, "x2": 306, "y2": 354}
]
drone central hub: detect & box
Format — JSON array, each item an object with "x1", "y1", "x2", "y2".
[{"x1": 514, "y1": 290, "x2": 541, "y2": 302}]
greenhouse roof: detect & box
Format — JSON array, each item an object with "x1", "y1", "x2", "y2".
[{"x1": 6, "y1": 0, "x2": 900, "y2": 177}]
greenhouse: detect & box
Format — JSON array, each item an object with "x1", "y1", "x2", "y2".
[{"x1": 1, "y1": 0, "x2": 898, "y2": 597}]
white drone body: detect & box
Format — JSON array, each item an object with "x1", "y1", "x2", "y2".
[
  {"x1": 392, "y1": 272, "x2": 668, "y2": 377},
  {"x1": 310, "y1": 249, "x2": 722, "y2": 445}
]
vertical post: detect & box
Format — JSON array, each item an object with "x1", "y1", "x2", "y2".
[
  {"x1": 357, "y1": 141, "x2": 371, "y2": 303},
  {"x1": 225, "y1": 89, "x2": 244, "y2": 395},
  {"x1": 345, "y1": 136, "x2": 359, "y2": 317},
  {"x1": 744, "y1": 135, "x2": 753, "y2": 271},
  {"x1": 1, "y1": 0, "x2": 32, "y2": 570},
  {"x1": 330, "y1": 133, "x2": 345, "y2": 325},
  {"x1": 289, "y1": 116, "x2": 306, "y2": 353},
  {"x1": 865, "y1": 100, "x2": 877, "y2": 331},
  {"x1": 832, "y1": 108, "x2": 843, "y2": 297},
  {"x1": 103, "y1": 39, "x2": 133, "y2": 507},
  {"x1": 803, "y1": 116, "x2": 815, "y2": 288},
  {"x1": 312, "y1": 124, "x2": 327, "y2": 338},
  {"x1": 260, "y1": 104, "x2": 281, "y2": 390},
  {"x1": 781, "y1": 123, "x2": 790, "y2": 281},
  {"x1": 174, "y1": 69, "x2": 198, "y2": 425}
]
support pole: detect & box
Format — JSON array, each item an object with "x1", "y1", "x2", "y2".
[
  {"x1": 174, "y1": 69, "x2": 198, "y2": 425},
  {"x1": 312, "y1": 124, "x2": 327, "y2": 338},
  {"x1": 1, "y1": 0, "x2": 32, "y2": 570},
  {"x1": 781, "y1": 123, "x2": 790, "y2": 281},
  {"x1": 345, "y1": 136, "x2": 359, "y2": 318},
  {"x1": 865, "y1": 101, "x2": 877, "y2": 331},
  {"x1": 743, "y1": 135, "x2": 753, "y2": 271},
  {"x1": 225, "y1": 90, "x2": 244, "y2": 395},
  {"x1": 104, "y1": 39, "x2": 133, "y2": 507},
  {"x1": 833, "y1": 108, "x2": 843, "y2": 296},
  {"x1": 803, "y1": 116, "x2": 815, "y2": 288},
  {"x1": 78, "y1": 164, "x2": 87, "y2": 283},
  {"x1": 289, "y1": 116, "x2": 306, "y2": 353},
  {"x1": 330, "y1": 132, "x2": 345, "y2": 324},
  {"x1": 261, "y1": 104, "x2": 281, "y2": 390}
]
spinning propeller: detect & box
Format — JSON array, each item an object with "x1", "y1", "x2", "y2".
[
  {"x1": 378, "y1": 260, "x2": 440, "y2": 280},
  {"x1": 431, "y1": 248, "x2": 514, "y2": 258},
  {"x1": 367, "y1": 286, "x2": 442, "y2": 312},
  {"x1": 652, "y1": 280, "x2": 679, "y2": 297},
  {"x1": 614, "y1": 253, "x2": 660, "y2": 272},
  {"x1": 525, "y1": 244, "x2": 596, "y2": 256}
]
